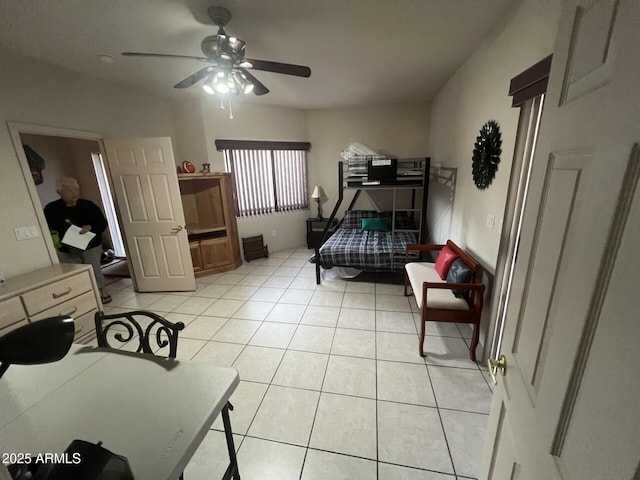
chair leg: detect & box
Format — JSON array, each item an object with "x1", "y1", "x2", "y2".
[
  {"x1": 179, "y1": 474, "x2": 184, "y2": 480},
  {"x1": 469, "y1": 322, "x2": 480, "y2": 362},
  {"x1": 419, "y1": 313, "x2": 427, "y2": 358},
  {"x1": 221, "y1": 402, "x2": 240, "y2": 480},
  {"x1": 404, "y1": 275, "x2": 410, "y2": 296}
]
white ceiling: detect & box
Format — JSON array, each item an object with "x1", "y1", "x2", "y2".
[{"x1": 0, "y1": 0, "x2": 515, "y2": 109}]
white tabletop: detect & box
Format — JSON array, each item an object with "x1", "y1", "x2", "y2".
[{"x1": 0, "y1": 345, "x2": 239, "y2": 480}]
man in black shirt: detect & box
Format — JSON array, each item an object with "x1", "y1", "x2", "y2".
[{"x1": 44, "y1": 178, "x2": 111, "y2": 304}]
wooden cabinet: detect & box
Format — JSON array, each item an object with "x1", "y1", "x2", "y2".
[
  {"x1": 178, "y1": 173, "x2": 242, "y2": 277},
  {"x1": 0, "y1": 264, "x2": 101, "y2": 343}
]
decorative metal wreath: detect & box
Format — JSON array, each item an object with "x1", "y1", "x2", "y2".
[{"x1": 472, "y1": 120, "x2": 502, "y2": 190}]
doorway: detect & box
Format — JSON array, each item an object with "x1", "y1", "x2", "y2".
[{"x1": 17, "y1": 130, "x2": 130, "y2": 279}]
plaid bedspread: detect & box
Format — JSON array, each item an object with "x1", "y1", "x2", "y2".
[{"x1": 318, "y1": 228, "x2": 418, "y2": 270}]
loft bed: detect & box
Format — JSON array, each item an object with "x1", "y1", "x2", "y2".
[{"x1": 313, "y1": 157, "x2": 430, "y2": 284}]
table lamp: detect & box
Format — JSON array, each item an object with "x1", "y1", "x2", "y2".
[
  {"x1": 311, "y1": 186, "x2": 326, "y2": 219},
  {"x1": 0, "y1": 316, "x2": 74, "y2": 379}
]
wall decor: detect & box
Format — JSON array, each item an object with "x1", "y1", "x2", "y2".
[
  {"x1": 472, "y1": 120, "x2": 502, "y2": 190},
  {"x1": 23, "y1": 144, "x2": 46, "y2": 185}
]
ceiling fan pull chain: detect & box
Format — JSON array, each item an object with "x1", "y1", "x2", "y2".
[
  {"x1": 228, "y1": 97, "x2": 234, "y2": 119},
  {"x1": 219, "y1": 96, "x2": 225, "y2": 109}
]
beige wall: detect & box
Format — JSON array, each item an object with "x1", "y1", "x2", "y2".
[
  {"x1": 170, "y1": 100, "x2": 432, "y2": 253},
  {"x1": 307, "y1": 103, "x2": 431, "y2": 219},
  {"x1": 199, "y1": 100, "x2": 311, "y2": 253},
  {"x1": 0, "y1": 49, "x2": 175, "y2": 278},
  {"x1": 174, "y1": 97, "x2": 429, "y2": 252},
  {"x1": 19, "y1": 134, "x2": 76, "y2": 207},
  {"x1": 171, "y1": 99, "x2": 209, "y2": 169},
  {"x1": 429, "y1": 0, "x2": 561, "y2": 271}
]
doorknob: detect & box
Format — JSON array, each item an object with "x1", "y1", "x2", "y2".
[
  {"x1": 488, "y1": 354, "x2": 507, "y2": 385},
  {"x1": 171, "y1": 225, "x2": 184, "y2": 233}
]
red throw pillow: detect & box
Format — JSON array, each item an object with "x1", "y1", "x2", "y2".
[{"x1": 434, "y1": 246, "x2": 458, "y2": 279}]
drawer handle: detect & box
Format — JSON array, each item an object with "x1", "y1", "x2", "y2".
[
  {"x1": 62, "y1": 307, "x2": 78, "y2": 316},
  {"x1": 75, "y1": 324, "x2": 84, "y2": 334},
  {"x1": 52, "y1": 287, "x2": 73, "y2": 299}
]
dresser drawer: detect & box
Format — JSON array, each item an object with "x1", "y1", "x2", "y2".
[
  {"x1": 71, "y1": 309, "x2": 97, "y2": 342},
  {"x1": 30, "y1": 290, "x2": 98, "y2": 323},
  {"x1": 0, "y1": 319, "x2": 29, "y2": 337},
  {"x1": 0, "y1": 296, "x2": 27, "y2": 330},
  {"x1": 22, "y1": 271, "x2": 93, "y2": 316}
]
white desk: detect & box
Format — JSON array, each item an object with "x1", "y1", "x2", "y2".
[{"x1": 0, "y1": 345, "x2": 240, "y2": 480}]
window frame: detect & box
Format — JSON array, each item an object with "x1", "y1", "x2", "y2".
[{"x1": 216, "y1": 139, "x2": 311, "y2": 217}]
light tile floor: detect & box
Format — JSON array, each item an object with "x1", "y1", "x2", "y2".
[{"x1": 102, "y1": 248, "x2": 493, "y2": 480}]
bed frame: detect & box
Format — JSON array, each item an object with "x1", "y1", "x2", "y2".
[{"x1": 314, "y1": 158, "x2": 430, "y2": 284}]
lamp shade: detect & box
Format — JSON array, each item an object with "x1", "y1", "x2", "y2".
[{"x1": 311, "y1": 186, "x2": 325, "y2": 200}]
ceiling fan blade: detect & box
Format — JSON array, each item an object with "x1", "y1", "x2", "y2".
[
  {"x1": 174, "y1": 67, "x2": 213, "y2": 89},
  {"x1": 244, "y1": 59, "x2": 311, "y2": 78},
  {"x1": 238, "y1": 68, "x2": 270, "y2": 96},
  {"x1": 122, "y1": 52, "x2": 210, "y2": 62}
]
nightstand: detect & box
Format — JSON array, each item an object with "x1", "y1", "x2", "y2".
[{"x1": 306, "y1": 217, "x2": 338, "y2": 249}]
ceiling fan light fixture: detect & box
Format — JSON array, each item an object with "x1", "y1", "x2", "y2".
[
  {"x1": 124, "y1": 3, "x2": 311, "y2": 116},
  {"x1": 215, "y1": 82, "x2": 229, "y2": 94},
  {"x1": 233, "y1": 71, "x2": 254, "y2": 94}
]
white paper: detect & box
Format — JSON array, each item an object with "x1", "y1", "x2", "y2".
[
  {"x1": 61, "y1": 225, "x2": 96, "y2": 250},
  {"x1": 371, "y1": 159, "x2": 392, "y2": 166}
]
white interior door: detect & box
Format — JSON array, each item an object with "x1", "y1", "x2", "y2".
[
  {"x1": 103, "y1": 137, "x2": 196, "y2": 292},
  {"x1": 480, "y1": 1, "x2": 640, "y2": 479}
]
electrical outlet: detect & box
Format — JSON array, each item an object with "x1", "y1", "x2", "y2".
[
  {"x1": 486, "y1": 214, "x2": 495, "y2": 230},
  {"x1": 272, "y1": 230, "x2": 277, "y2": 237}
]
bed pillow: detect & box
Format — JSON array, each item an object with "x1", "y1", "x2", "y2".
[
  {"x1": 445, "y1": 258, "x2": 474, "y2": 298},
  {"x1": 361, "y1": 217, "x2": 389, "y2": 231},
  {"x1": 342, "y1": 210, "x2": 379, "y2": 229},
  {"x1": 434, "y1": 245, "x2": 458, "y2": 279}
]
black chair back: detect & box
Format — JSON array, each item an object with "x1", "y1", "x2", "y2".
[{"x1": 94, "y1": 310, "x2": 185, "y2": 359}]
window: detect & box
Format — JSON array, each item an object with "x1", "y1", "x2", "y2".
[{"x1": 216, "y1": 140, "x2": 311, "y2": 217}]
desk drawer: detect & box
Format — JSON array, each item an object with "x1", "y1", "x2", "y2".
[
  {"x1": 30, "y1": 290, "x2": 97, "y2": 323},
  {"x1": 0, "y1": 296, "x2": 27, "y2": 330},
  {"x1": 22, "y1": 270, "x2": 93, "y2": 316},
  {"x1": 71, "y1": 309, "x2": 97, "y2": 341}
]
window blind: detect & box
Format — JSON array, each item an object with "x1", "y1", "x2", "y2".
[{"x1": 220, "y1": 141, "x2": 309, "y2": 217}]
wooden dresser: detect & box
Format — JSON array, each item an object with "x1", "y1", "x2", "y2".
[
  {"x1": 178, "y1": 173, "x2": 242, "y2": 277},
  {"x1": 0, "y1": 264, "x2": 101, "y2": 343}
]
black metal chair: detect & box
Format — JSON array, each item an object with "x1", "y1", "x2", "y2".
[
  {"x1": 93, "y1": 309, "x2": 240, "y2": 480},
  {"x1": 94, "y1": 310, "x2": 185, "y2": 358},
  {"x1": 95, "y1": 310, "x2": 187, "y2": 479}
]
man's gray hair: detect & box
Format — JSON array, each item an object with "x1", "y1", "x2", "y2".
[{"x1": 56, "y1": 177, "x2": 79, "y2": 193}]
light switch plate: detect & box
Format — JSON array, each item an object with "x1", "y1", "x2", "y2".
[
  {"x1": 14, "y1": 225, "x2": 40, "y2": 240},
  {"x1": 486, "y1": 214, "x2": 495, "y2": 229}
]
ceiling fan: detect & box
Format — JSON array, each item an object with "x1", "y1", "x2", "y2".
[{"x1": 122, "y1": 6, "x2": 311, "y2": 97}]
